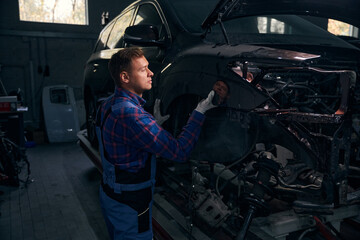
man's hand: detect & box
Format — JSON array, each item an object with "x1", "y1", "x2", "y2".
[
  {"x1": 154, "y1": 99, "x2": 170, "y2": 125},
  {"x1": 195, "y1": 90, "x2": 216, "y2": 114}
]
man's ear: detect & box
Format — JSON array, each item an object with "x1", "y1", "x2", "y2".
[{"x1": 119, "y1": 71, "x2": 129, "y2": 84}]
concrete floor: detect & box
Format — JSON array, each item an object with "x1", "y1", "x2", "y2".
[{"x1": 0, "y1": 142, "x2": 109, "y2": 240}]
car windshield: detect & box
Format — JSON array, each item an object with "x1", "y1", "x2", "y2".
[{"x1": 168, "y1": 0, "x2": 357, "y2": 49}]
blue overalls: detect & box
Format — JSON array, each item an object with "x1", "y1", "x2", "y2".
[{"x1": 96, "y1": 100, "x2": 156, "y2": 240}]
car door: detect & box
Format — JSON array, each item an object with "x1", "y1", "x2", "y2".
[
  {"x1": 83, "y1": 7, "x2": 136, "y2": 146},
  {"x1": 84, "y1": 7, "x2": 136, "y2": 98},
  {"x1": 128, "y1": 2, "x2": 171, "y2": 104},
  {"x1": 131, "y1": 3, "x2": 170, "y2": 75}
]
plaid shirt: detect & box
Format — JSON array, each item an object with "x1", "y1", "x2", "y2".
[{"x1": 99, "y1": 87, "x2": 205, "y2": 173}]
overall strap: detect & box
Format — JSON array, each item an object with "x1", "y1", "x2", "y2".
[
  {"x1": 99, "y1": 100, "x2": 156, "y2": 194},
  {"x1": 110, "y1": 155, "x2": 156, "y2": 194}
]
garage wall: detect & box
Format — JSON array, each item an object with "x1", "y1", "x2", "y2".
[{"x1": 0, "y1": 0, "x2": 132, "y2": 131}]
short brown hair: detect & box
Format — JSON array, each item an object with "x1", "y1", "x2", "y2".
[{"x1": 108, "y1": 47, "x2": 144, "y2": 87}]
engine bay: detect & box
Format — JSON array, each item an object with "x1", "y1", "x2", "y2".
[{"x1": 156, "y1": 61, "x2": 360, "y2": 239}]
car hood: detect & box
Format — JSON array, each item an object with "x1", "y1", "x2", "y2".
[{"x1": 202, "y1": 0, "x2": 360, "y2": 29}]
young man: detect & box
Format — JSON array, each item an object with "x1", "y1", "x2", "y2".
[{"x1": 97, "y1": 47, "x2": 215, "y2": 240}]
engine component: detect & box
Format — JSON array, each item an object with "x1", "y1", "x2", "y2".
[
  {"x1": 192, "y1": 189, "x2": 231, "y2": 228},
  {"x1": 237, "y1": 152, "x2": 280, "y2": 240}
]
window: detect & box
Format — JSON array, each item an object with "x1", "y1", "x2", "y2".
[
  {"x1": 258, "y1": 17, "x2": 286, "y2": 34},
  {"x1": 95, "y1": 21, "x2": 115, "y2": 52},
  {"x1": 107, "y1": 9, "x2": 135, "y2": 49},
  {"x1": 328, "y1": 19, "x2": 359, "y2": 39},
  {"x1": 18, "y1": 0, "x2": 88, "y2": 25},
  {"x1": 50, "y1": 88, "x2": 69, "y2": 104},
  {"x1": 134, "y1": 4, "x2": 166, "y2": 40}
]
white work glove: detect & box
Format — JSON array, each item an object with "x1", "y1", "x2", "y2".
[
  {"x1": 154, "y1": 99, "x2": 170, "y2": 125},
  {"x1": 195, "y1": 90, "x2": 216, "y2": 114}
]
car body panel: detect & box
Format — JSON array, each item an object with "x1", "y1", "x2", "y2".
[
  {"x1": 203, "y1": 0, "x2": 360, "y2": 29},
  {"x1": 158, "y1": 43, "x2": 322, "y2": 112}
]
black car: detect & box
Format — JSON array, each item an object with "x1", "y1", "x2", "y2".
[{"x1": 83, "y1": 0, "x2": 360, "y2": 238}]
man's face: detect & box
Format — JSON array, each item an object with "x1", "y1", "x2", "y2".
[{"x1": 123, "y1": 56, "x2": 153, "y2": 97}]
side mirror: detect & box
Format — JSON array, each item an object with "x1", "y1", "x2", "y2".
[{"x1": 124, "y1": 25, "x2": 165, "y2": 47}]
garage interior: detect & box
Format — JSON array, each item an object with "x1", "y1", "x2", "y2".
[
  {"x1": 0, "y1": 1, "x2": 130, "y2": 239},
  {"x1": 1, "y1": 0, "x2": 360, "y2": 240}
]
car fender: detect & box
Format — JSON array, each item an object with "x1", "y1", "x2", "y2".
[{"x1": 158, "y1": 44, "x2": 277, "y2": 113}]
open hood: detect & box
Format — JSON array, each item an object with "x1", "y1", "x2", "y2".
[{"x1": 202, "y1": 0, "x2": 360, "y2": 29}]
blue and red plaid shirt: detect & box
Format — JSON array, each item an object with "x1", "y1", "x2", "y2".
[{"x1": 99, "y1": 87, "x2": 205, "y2": 173}]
